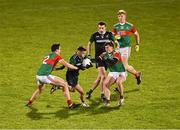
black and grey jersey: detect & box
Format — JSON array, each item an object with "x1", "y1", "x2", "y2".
[{"x1": 89, "y1": 31, "x2": 115, "y2": 58}]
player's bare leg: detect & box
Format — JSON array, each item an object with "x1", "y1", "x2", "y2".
[
  {"x1": 103, "y1": 76, "x2": 115, "y2": 106},
  {"x1": 122, "y1": 57, "x2": 141, "y2": 85},
  {"x1": 75, "y1": 84, "x2": 89, "y2": 107},
  {"x1": 51, "y1": 77, "x2": 75, "y2": 107},
  {"x1": 26, "y1": 84, "x2": 45, "y2": 107},
  {"x1": 86, "y1": 67, "x2": 106, "y2": 99},
  {"x1": 116, "y1": 76, "x2": 125, "y2": 106}
]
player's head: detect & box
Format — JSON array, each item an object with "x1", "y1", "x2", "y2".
[
  {"x1": 51, "y1": 43, "x2": 61, "y2": 54},
  {"x1": 104, "y1": 42, "x2": 114, "y2": 53},
  {"x1": 77, "y1": 46, "x2": 87, "y2": 58},
  {"x1": 98, "y1": 21, "x2": 106, "y2": 33},
  {"x1": 117, "y1": 10, "x2": 127, "y2": 23}
]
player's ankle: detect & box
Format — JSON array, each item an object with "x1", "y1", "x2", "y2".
[
  {"x1": 89, "y1": 89, "x2": 93, "y2": 93},
  {"x1": 135, "y1": 72, "x2": 140, "y2": 77},
  {"x1": 120, "y1": 95, "x2": 124, "y2": 99},
  {"x1": 28, "y1": 100, "x2": 32, "y2": 105},
  {"x1": 67, "y1": 100, "x2": 73, "y2": 107}
]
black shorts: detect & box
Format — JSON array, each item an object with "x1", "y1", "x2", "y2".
[
  {"x1": 95, "y1": 59, "x2": 107, "y2": 70},
  {"x1": 66, "y1": 71, "x2": 78, "y2": 87}
]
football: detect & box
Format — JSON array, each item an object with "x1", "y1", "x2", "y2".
[{"x1": 82, "y1": 58, "x2": 92, "y2": 68}]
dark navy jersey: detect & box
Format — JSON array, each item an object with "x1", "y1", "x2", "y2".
[
  {"x1": 67, "y1": 54, "x2": 84, "y2": 76},
  {"x1": 89, "y1": 31, "x2": 115, "y2": 58}
]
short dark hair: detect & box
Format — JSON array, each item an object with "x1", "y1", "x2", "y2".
[
  {"x1": 104, "y1": 42, "x2": 114, "y2": 48},
  {"x1": 77, "y1": 46, "x2": 86, "y2": 51},
  {"x1": 98, "y1": 21, "x2": 106, "y2": 26},
  {"x1": 51, "y1": 43, "x2": 60, "y2": 52}
]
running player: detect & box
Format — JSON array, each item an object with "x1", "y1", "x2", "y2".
[
  {"x1": 86, "y1": 21, "x2": 117, "y2": 100},
  {"x1": 112, "y1": 10, "x2": 142, "y2": 85},
  {"x1": 99, "y1": 42, "x2": 126, "y2": 106},
  {"x1": 26, "y1": 43, "x2": 80, "y2": 109},
  {"x1": 50, "y1": 46, "x2": 92, "y2": 107}
]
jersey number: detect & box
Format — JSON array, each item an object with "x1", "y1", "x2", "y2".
[{"x1": 43, "y1": 56, "x2": 49, "y2": 64}]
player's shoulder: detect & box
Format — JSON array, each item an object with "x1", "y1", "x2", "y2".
[
  {"x1": 106, "y1": 30, "x2": 113, "y2": 34},
  {"x1": 71, "y1": 54, "x2": 78, "y2": 59},
  {"x1": 113, "y1": 51, "x2": 121, "y2": 56},
  {"x1": 91, "y1": 31, "x2": 99, "y2": 36},
  {"x1": 113, "y1": 23, "x2": 120, "y2": 27},
  {"x1": 49, "y1": 52, "x2": 56, "y2": 57},
  {"x1": 126, "y1": 22, "x2": 134, "y2": 26}
]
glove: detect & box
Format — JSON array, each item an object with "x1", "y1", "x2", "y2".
[
  {"x1": 135, "y1": 44, "x2": 139, "y2": 52},
  {"x1": 115, "y1": 35, "x2": 121, "y2": 40},
  {"x1": 86, "y1": 63, "x2": 93, "y2": 69}
]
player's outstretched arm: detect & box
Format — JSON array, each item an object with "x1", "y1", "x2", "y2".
[{"x1": 59, "y1": 59, "x2": 78, "y2": 70}]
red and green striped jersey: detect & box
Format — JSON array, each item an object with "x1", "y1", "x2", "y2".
[
  {"x1": 100, "y1": 51, "x2": 125, "y2": 72},
  {"x1": 37, "y1": 52, "x2": 62, "y2": 76},
  {"x1": 112, "y1": 22, "x2": 137, "y2": 48}
]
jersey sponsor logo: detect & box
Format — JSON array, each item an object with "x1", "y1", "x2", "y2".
[
  {"x1": 106, "y1": 34, "x2": 109, "y2": 38},
  {"x1": 96, "y1": 39, "x2": 111, "y2": 43}
]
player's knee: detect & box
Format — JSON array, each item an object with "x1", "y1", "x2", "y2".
[
  {"x1": 80, "y1": 91, "x2": 84, "y2": 95},
  {"x1": 103, "y1": 81, "x2": 108, "y2": 88},
  {"x1": 38, "y1": 86, "x2": 44, "y2": 93},
  {"x1": 100, "y1": 75, "x2": 105, "y2": 80}
]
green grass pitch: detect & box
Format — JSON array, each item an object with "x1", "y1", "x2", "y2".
[{"x1": 0, "y1": 0, "x2": 180, "y2": 129}]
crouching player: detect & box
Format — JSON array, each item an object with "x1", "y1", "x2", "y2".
[
  {"x1": 26, "y1": 43, "x2": 80, "y2": 109},
  {"x1": 98, "y1": 42, "x2": 126, "y2": 106},
  {"x1": 50, "y1": 46, "x2": 92, "y2": 107}
]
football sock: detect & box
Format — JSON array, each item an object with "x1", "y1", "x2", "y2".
[
  {"x1": 120, "y1": 95, "x2": 124, "y2": 99},
  {"x1": 89, "y1": 89, "x2": 93, "y2": 93},
  {"x1": 67, "y1": 100, "x2": 73, "y2": 107}
]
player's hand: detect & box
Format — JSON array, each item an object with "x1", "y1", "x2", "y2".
[
  {"x1": 86, "y1": 63, "x2": 93, "y2": 69},
  {"x1": 135, "y1": 44, "x2": 139, "y2": 52}
]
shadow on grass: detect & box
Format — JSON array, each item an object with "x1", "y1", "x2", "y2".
[
  {"x1": 26, "y1": 88, "x2": 139, "y2": 120},
  {"x1": 111, "y1": 88, "x2": 140, "y2": 101},
  {"x1": 26, "y1": 106, "x2": 43, "y2": 120}
]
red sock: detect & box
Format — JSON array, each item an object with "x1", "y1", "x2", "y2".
[
  {"x1": 28, "y1": 100, "x2": 32, "y2": 105},
  {"x1": 67, "y1": 100, "x2": 72, "y2": 107},
  {"x1": 135, "y1": 72, "x2": 139, "y2": 77}
]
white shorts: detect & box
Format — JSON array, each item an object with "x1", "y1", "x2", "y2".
[
  {"x1": 119, "y1": 47, "x2": 131, "y2": 58},
  {"x1": 108, "y1": 72, "x2": 127, "y2": 81},
  {"x1": 36, "y1": 75, "x2": 56, "y2": 85}
]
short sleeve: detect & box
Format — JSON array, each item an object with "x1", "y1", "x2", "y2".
[
  {"x1": 69, "y1": 56, "x2": 76, "y2": 65},
  {"x1": 131, "y1": 25, "x2": 137, "y2": 33},
  {"x1": 110, "y1": 32, "x2": 115, "y2": 41},
  {"x1": 56, "y1": 55, "x2": 62, "y2": 62},
  {"x1": 114, "y1": 52, "x2": 121, "y2": 61},
  {"x1": 89, "y1": 33, "x2": 95, "y2": 43}
]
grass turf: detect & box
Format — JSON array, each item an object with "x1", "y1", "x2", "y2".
[{"x1": 0, "y1": 0, "x2": 180, "y2": 128}]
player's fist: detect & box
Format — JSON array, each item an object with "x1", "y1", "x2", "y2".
[{"x1": 135, "y1": 44, "x2": 139, "y2": 52}]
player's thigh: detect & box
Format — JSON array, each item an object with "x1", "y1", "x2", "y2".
[
  {"x1": 121, "y1": 56, "x2": 129, "y2": 67},
  {"x1": 48, "y1": 75, "x2": 67, "y2": 87},
  {"x1": 116, "y1": 73, "x2": 126, "y2": 84},
  {"x1": 75, "y1": 84, "x2": 84, "y2": 94},
  {"x1": 98, "y1": 67, "x2": 106, "y2": 76},
  {"x1": 104, "y1": 75, "x2": 115, "y2": 88}
]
